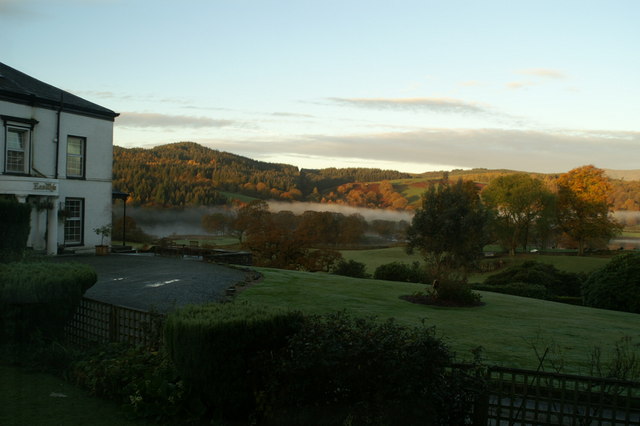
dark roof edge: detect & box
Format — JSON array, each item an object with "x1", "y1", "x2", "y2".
[{"x1": 0, "y1": 90, "x2": 119, "y2": 122}]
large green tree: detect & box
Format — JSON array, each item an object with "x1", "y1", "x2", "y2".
[
  {"x1": 482, "y1": 174, "x2": 555, "y2": 256},
  {"x1": 556, "y1": 165, "x2": 621, "y2": 255},
  {"x1": 406, "y1": 179, "x2": 490, "y2": 282}
]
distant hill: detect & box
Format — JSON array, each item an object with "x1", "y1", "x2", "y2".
[
  {"x1": 604, "y1": 169, "x2": 640, "y2": 181},
  {"x1": 113, "y1": 142, "x2": 412, "y2": 207},
  {"x1": 112, "y1": 142, "x2": 640, "y2": 211}
]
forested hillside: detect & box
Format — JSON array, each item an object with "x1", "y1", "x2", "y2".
[
  {"x1": 113, "y1": 142, "x2": 411, "y2": 207},
  {"x1": 113, "y1": 142, "x2": 640, "y2": 211}
]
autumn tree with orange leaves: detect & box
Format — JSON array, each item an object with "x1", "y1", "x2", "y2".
[{"x1": 556, "y1": 165, "x2": 621, "y2": 255}]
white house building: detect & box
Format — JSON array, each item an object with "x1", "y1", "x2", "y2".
[{"x1": 0, "y1": 62, "x2": 118, "y2": 254}]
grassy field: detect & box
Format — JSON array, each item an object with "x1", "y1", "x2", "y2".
[
  {"x1": 340, "y1": 247, "x2": 611, "y2": 282},
  {"x1": 237, "y1": 258, "x2": 639, "y2": 375},
  {"x1": 0, "y1": 365, "x2": 144, "y2": 426}
]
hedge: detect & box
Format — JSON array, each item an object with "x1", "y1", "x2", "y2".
[
  {"x1": 0, "y1": 262, "x2": 97, "y2": 342},
  {"x1": 0, "y1": 198, "x2": 31, "y2": 262},
  {"x1": 163, "y1": 301, "x2": 304, "y2": 422}
]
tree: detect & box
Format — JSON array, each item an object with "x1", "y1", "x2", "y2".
[
  {"x1": 556, "y1": 165, "x2": 621, "y2": 255},
  {"x1": 482, "y1": 174, "x2": 555, "y2": 256},
  {"x1": 406, "y1": 179, "x2": 490, "y2": 282},
  {"x1": 232, "y1": 200, "x2": 271, "y2": 243},
  {"x1": 201, "y1": 212, "x2": 232, "y2": 235}
]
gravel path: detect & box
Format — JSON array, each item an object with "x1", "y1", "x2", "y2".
[{"x1": 53, "y1": 254, "x2": 252, "y2": 313}]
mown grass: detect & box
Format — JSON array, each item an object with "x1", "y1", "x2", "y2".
[
  {"x1": 0, "y1": 364, "x2": 145, "y2": 426},
  {"x1": 340, "y1": 246, "x2": 611, "y2": 282},
  {"x1": 237, "y1": 263, "x2": 639, "y2": 375}
]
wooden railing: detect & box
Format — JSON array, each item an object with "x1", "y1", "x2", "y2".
[
  {"x1": 476, "y1": 366, "x2": 640, "y2": 425},
  {"x1": 64, "y1": 297, "x2": 164, "y2": 349}
]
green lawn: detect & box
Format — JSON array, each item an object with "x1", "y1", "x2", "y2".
[
  {"x1": 0, "y1": 364, "x2": 145, "y2": 426},
  {"x1": 237, "y1": 267, "x2": 640, "y2": 376},
  {"x1": 340, "y1": 247, "x2": 611, "y2": 282}
]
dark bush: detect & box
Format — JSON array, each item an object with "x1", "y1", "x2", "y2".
[
  {"x1": 582, "y1": 252, "x2": 640, "y2": 313},
  {"x1": 70, "y1": 344, "x2": 188, "y2": 423},
  {"x1": 374, "y1": 261, "x2": 425, "y2": 283},
  {"x1": 483, "y1": 261, "x2": 583, "y2": 297},
  {"x1": 0, "y1": 262, "x2": 96, "y2": 342},
  {"x1": 259, "y1": 311, "x2": 478, "y2": 425},
  {"x1": 164, "y1": 301, "x2": 304, "y2": 423},
  {"x1": 435, "y1": 279, "x2": 483, "y2": 306},
  {"x1": 302, "y1": 248, "x2": 343, "y2": 272},
  {"x1": 0, "y1": 198, "x2": 31, "y2": 262},
  {"x1": 475, "y1": 282, "x2": 549, "y2": 299},
  {"x1": 330, "y1": 259, "x2": 370, "y2": 278}
]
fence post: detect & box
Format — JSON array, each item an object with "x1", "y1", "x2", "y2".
[
  {"x1": 108, "y1": 304, "x2": 119, "y2": 343},
  {"x1": 472, "y1": 369, "x2": 490, "y2": 426}
]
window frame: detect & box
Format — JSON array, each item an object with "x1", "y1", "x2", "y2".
[
  {"x1": 63, "y1": 198, "x2": 85, "y2": 246},
  {"x1": 66, "y1": 135, "x2": 86, "y2": 179},
  {"x1": 4, "y1": 124, "x2": 31, "y2": 175}
]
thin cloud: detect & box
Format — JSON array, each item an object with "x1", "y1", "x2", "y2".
[
  {"x1": 116, "y1": 112, "x2": 234, "y2": 129},
  {"x1": 271, "y1": 112, "x2": 315, "y2": 118},
  {"x1": 517, "y1": 68, "x2": 566, "y2": 79},
  {"x1": 328, "y1": 97, "x2": 488, "y2": 115},
  {"x1": 202, "y1": 128, "x2": 640, "y2": 174},
  {"x1": 506, "y1": 81, "x2": 536, "y2": 90},
  {"x1": 459, "y1": 80, "x2": 484, "y2": 87}
]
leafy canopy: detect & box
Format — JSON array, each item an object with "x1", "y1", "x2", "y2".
[{"x1": 407, "y1": 179, "x2": 490, "y2": 280}]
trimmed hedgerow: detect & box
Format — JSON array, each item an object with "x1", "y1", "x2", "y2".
[
  {"x1": 0, "y1": 198, "x2": 31, "y2": 262},
  {"x1": 164, "y1": 301, "x2": 304, "y2": 423},
  {"x1": 0, "y1": 262, "x2": 96, "y2": 342},
  {"x1": 582, "y1": 252, "x2": 640, "y2": 313}
]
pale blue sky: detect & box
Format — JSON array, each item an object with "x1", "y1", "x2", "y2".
[{"x1": 2, "y1": 0, "x2": 639, "y2": 173}]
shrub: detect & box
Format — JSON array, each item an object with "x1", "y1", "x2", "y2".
[
  {"x1": 0, "y1": 198, "x2": 31, "y2": 262},
  {"x1": 475, "y1": 282, "x2": 549, "y2": 299},
  {"x1": 0, "y1": 262, "x2": 96, "y2": 342},
  {"x1": 435, "y1": 279, "x2": 483, "y2": 306},
  {"x1": 330, "y1": 259, "x2": 370, "y2": 278},
  {"x1": 70, "y1": 343, "x2": 189, "y2": 423},
  {"x1": 164, "y1": 301, "x2": 304, "y2": 423},
  {"x1": 483, "y1": 261, "x2": 583, "y2": 297},
  {"x1": 582, "y1": 252, "x2": 640, "y2": 313},
  {"x1": 302, "y1": 248, "x2": 343, "y2": 272},
  {"x1": 259, "y1": 311, "x2": 478, "y2": 425},
  {"x1": 374, "y1": 261, "x2": 425, "y2": 283}
]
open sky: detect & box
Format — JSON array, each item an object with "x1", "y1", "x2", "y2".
[{"x1": 2, "y1": 0, "x2": 639, "y2": 173}]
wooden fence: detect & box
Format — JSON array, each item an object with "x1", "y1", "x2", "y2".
[
  {"x1": 476, "y1": 366, "x2": 640, "y2": 425},
  {"x1": 64, "y1": 297, "x2": 165, "y2": 349},
  {"x1": 62, "y1": 300, "x2": 640, "y2": 425}
]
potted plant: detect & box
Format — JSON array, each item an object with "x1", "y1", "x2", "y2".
[{"x1": 93, "y1": 224, "x2": 112, "y2": 255}]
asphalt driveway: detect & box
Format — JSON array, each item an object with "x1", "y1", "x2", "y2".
[{"x1": 53, "y1": 253, "x2": 253, "y2": 313}]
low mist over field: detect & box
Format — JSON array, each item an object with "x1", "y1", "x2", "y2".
[{"x1": 120, "y1": 203, "x2": 414, "y2": 239}]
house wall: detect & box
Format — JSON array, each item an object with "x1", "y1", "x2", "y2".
[{"x1": 0, "y1": 99, "x2": 114, "y2": 254}]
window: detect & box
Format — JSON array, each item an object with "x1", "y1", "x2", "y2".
[
  {"x1": 66, "y1": 136, "x2": 85, "y2": 178},
  {"x1": 5, "y1": 127, "x2": 29, "y2": 173},
  {"x1": 64, "y1": 198, "x2": 84, "y2": 245}
]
